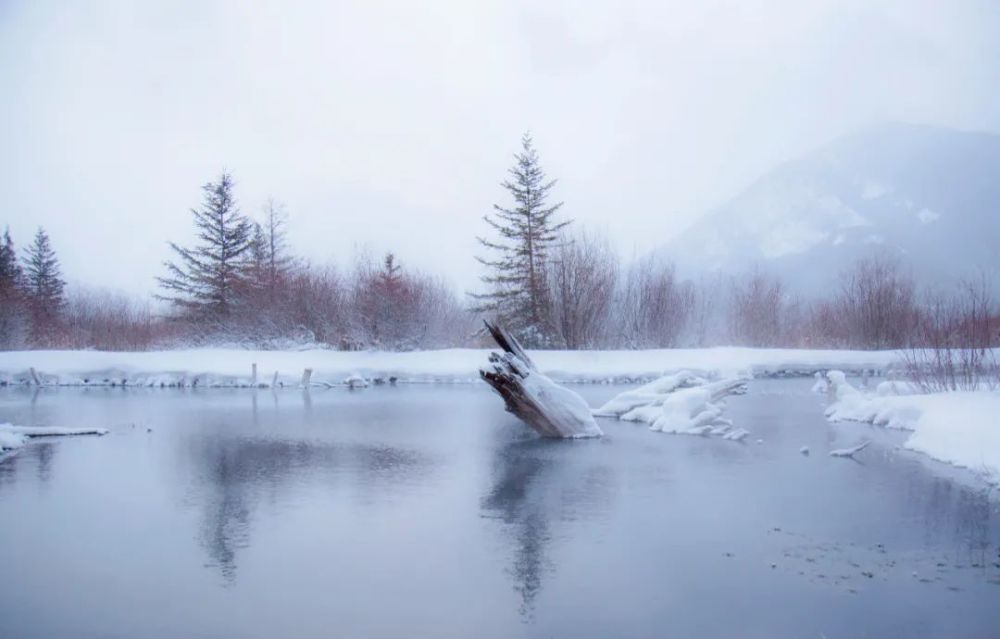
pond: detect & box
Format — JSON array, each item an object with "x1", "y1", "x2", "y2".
[{"x1": 1, "y1": 379, "x2": 998, "y2": 638}]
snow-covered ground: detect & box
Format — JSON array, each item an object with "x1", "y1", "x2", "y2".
[
  {"x1": 0, "y1": 347, "x2": 900, "y2": 388},
  {"x1": 824, "y1": 371, "x2": 1000, "y2": 482}
]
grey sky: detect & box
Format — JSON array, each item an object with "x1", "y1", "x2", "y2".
[{"x1": 2, "y1": 0, "x2": 998, "y2": 296}]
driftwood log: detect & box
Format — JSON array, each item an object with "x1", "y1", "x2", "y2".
[{"x1": 480, "y1": 321, "x2": 602, "y2": 439}]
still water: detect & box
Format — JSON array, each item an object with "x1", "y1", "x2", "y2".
[{"x1": 1, "y1": 380, "x2": 998, "y2": 638}]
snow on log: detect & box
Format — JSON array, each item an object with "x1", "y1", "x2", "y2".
[
  {"x1": 480, "y1": 322, "x2": 602, "y2": 439},
  {"x1": 829, "y1": 440, "x2": 871, "y2": 458},
  {"x1": 597, "y1": 375, "x2": 749, "y2": 440},
  {"x1": 592, "y1": 370, "x2": 706, "y2": 417},
  {"x1": 0, "y1": 423, "x2": 109, "y2": 453}
]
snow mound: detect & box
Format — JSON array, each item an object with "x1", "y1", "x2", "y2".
[
  {"x1": 345, "y1": 373, "x2": 369, "y2": 388},
  {"x1": 0, "y1": 429, "x2": 27, "y2": 452},
  {"x1": 823, "y1": 371, "x2": 1000, "y2": 480},
  {"x1": 810, "y1": 372, "x2": 828, "y2": 393}
]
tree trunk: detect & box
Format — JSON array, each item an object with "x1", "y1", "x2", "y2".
[{"x1": 479, "y1": 321, "x2": 601, "y2": 438}]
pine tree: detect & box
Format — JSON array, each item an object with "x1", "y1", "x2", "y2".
[
  {"x1": 379, "y1": 252, "x2": 402, "y2": 291},
  {"x1": 21, "y1": 227, "x2": 66, "y2": 341},
  {"x1": 472, "y1": 132, "x2": 570, "y2": 346},
  {"x1": 158, "y1": 173, "x2": 253, "y2": 320},
  {"x1": 0, "y1": 227, "x2": 26, "y2": 347},
  {"x1": 0, "y1": 227, "x2": 21, "y2": 294}
]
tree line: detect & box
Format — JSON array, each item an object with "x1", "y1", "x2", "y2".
[{"x1": 1, "y1": 133, "x2": 997, "y2": 352}]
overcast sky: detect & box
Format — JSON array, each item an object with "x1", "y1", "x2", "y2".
[{"x1": 2, "y1": 0, "x2": 999, "y2": 296}]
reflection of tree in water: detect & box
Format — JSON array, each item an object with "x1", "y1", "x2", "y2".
[
  {"x1": 0, "y1": 441, "x2": 57, "y2": 489},
  {"x1": 33, "y1": 441, "x2": 56, "y2": 484},
  {"x1": 184, "y1": 434, "x2": 437, "y2": 585},
  {"x1": 0, "y1": 450, "x2": 21, "y2": 487},
  {"x1": 482, "y1": 451, "x2": 551, "y2": 617},
  {"x1": 481, "y1": 438, "x2": 615, "y2": 620}
]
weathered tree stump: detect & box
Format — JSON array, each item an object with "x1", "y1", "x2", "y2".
[{"x1": 480, "y1": 321, "x2": 602, "y2": 438}]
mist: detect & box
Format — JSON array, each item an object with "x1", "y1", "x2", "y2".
[{"x1": 2, "y1": 0, "x2": 999, "y2": 295}]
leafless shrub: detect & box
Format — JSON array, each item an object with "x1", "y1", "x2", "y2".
[
  {"x1": 347, "y1": 252, "x2": 474, "y2": 350},
  {"x1": 836, "y1": 254, "x2": 918, "y2": 349},
  {"x1": 617, "y1": 255, "x2": 692, "y2": 348},
  {"x1": 683, "y1": 273, "x2": 726, "y2": 347},
  {"x1": 59, "y1": 287, "x2": 174, "y2": 351},
  {"x1": 903, "y1": 275, "x2": 1000, "y2": 391},
  {"x1": 727, "y1": 268, "x2": 786, "y2": 347}
]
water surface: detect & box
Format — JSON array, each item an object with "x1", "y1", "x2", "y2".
[{"x1": 1, "y1": 380, "x2": 998, "y2": 638}]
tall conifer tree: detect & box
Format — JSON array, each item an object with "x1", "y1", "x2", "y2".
[
  {"x1": 472, "y1": 133, "x2": 570, "y2": 346},
  {"x1": 21, "y1": 227, "x2": 65, "y2": 341},
  {"x1": 158, "y1": 173, "x2": 252, "y2": 319}
]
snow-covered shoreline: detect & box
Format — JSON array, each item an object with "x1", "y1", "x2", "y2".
[
  {"x1": 0, "y1": 347, "x2": 902, "y2": 388},
  {"x1": 824, "y1": 371, "x2": 1000, "y2": 482}
]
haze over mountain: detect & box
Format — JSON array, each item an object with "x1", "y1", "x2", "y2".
[{"x1": 664, "y1": 123, "x2": 1000, "y2": 293}]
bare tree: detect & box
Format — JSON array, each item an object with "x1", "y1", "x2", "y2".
[
  {"x1": 547, "y1": 230, "x2": 618, "y2": 348},
  {"x1": 618, "y1": 256, "x2": 693, "y2": 348},
  {"x1": 836, "y1": 254, "x2": 917, "y2": 349},
  {"x1": 904, "y1": 274, "x2": 1000, "y2": 391},
  {"x1": 727, "y1": 268, "x2": 785, "y2": 347},
  {"x1": 684, "y1": 273, "x2": 726, "y2": 347}
]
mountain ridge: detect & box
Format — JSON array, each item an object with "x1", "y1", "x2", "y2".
[{"x1": 663, "y1": 122, "x2": 1000, "y2": 293}]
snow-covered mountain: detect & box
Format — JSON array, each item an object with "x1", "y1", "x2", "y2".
[{"x1": 664, "y1": 123, "x2": 1000, "y2": 293}]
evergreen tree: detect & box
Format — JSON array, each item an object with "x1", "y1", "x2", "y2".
[
  {"x1": 0, "y1": 227, "x2": 26, "y2": 347},
  {"x1": 472, "y1": 132, "x2": 570, "y2": 346},
  {"x1": 379, "y1": 252, "x2": 402, "y2": 291},
  {"x1": 158, "y1": 173, "x2": 253, "y2": 319},
  {"x1": 0, "y1": 227, "x2": 21, "y2": 293},
  {"x1": 21, "y1": 227, "x2": 65, "y2": 341}
]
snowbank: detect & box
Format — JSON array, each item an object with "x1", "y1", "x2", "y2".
[
  {"x1": 0, "y1": 347, "x2": 900, "y2": 388},
  {"x1": 824, "y1": 372, "x2": 1000, "y2": 480},
  {"x1": 0, "y1": 423, "x2": 109, "y2": 452}
]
